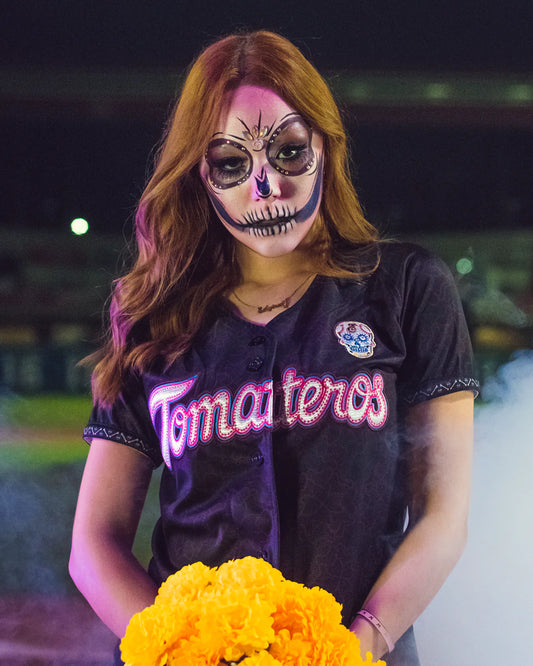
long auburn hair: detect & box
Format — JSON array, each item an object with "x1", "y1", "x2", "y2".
[{"x1": 89, "y1": 30, "x2": 380, "y2": 404}]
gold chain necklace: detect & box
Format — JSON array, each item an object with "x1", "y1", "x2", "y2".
[{"x1": 232, "y1": 273, "x2": 315, "y2": 314}]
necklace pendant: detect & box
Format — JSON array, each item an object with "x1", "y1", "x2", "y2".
[
  {"x1": 257, "y1": 303, "x2": 275, "y2": 313},
  {"x1": 233, "y1": 272, "x2": 314, "y2": 315},
  {"x1": 257, "y1": 297, "x2": 291, "y2": 314}
]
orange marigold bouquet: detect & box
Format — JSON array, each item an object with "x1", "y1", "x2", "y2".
[{"x1": 120, "y1": 556, "x2": 386, "y2": 665}]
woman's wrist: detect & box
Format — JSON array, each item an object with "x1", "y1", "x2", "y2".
[
  {"x1": 356, "y1": 609, "x2": 395, "y2": 653},
  {"x1": 349, "y1": 614, "x2": 388, "y2": 659}
]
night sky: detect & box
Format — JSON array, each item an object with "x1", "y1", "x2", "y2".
[
  {"x1": 1, "y1": 1, "x2": 532, "y2": 236},
  {"x1": 2, "y1": 0, "x2": 532, "y2": 71}
]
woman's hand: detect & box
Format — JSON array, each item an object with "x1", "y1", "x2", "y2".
[{"x1": 69, "y1": 438, "x2": 158, "y2": 637}]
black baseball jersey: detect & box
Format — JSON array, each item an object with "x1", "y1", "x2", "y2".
[{"x1": 84, "y1": 242, "x2": 478, "y2": 663}]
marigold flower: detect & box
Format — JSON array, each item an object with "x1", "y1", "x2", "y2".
[{"x1": 121, "y1": 557, "x2": 386, "y2": 666}]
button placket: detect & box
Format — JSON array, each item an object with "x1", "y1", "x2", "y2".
[
  {"x1": 241, "y1": 331, "x2": 278, "y2": 568},
  {"x1": 247, "y1": 334, "x2": 267, "y2": 371}
]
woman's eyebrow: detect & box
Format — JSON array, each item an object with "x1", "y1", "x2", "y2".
[
  {"x1": 278, "y1": 111, "x2": 300, "y2": 122},
  {"x1": 210, "y1": 131, "x2": 245, "y2": 141},
  {"x1": 269, "y1": 112, "x2": 306, "y2": 136}
]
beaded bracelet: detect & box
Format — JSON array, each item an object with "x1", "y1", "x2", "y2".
[{"x1": 356, "y1": 609, "x2": 395, "y2": 654}]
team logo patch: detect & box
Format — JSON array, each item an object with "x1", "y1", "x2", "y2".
[{"x1": 335, "y1": 321, "x2": 376, "y2": 359}]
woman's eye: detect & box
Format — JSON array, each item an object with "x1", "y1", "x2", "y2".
[
  {"x1": 214, "y1": 157, "x2": 245, "y2": 172},
  {"x1": 277, "y1": 144, "x2": 307, "y2": 161},
  {"x1": 205, "y1": 139, "x2": 252, "y2": 187},
  {"x1": 210, "y1": 157, "x2": 248, "y2": 183}
]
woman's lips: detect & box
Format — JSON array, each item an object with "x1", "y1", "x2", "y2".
[
  {"x1": 244, "y1": 219, "x2": 296, "y2": 236},
  {"x1": 239, "y1": 215, "x2": 295, "y2": 230},
  {"x1": 241, "y1": 203, "x2": 295, "y2": 227}
]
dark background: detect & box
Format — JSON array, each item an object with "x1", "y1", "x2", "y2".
[
  {"x1": 2, "y1": 0, "x2": 532, "y2": 70},
  {"x1": 1, "y1": 0, "x2": 532, "y2": 237}
]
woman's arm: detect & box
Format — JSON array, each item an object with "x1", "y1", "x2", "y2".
[
  {"x1": 69, "y1": 438, "x2": 159, "y2": 638},
  {"x1": 350, "y1": 390, "x2": 474, "y2": 658}
]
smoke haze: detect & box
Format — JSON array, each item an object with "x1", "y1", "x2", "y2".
[{"x1": 416, "y1": 351, "x2": 533, "y2": 664}]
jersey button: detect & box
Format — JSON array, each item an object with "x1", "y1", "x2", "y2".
[
  {"x1": 247, "y1": 356, "x2": 264, "y2": 371},
  {"x1": 249, "y1": 335, "x2": 266, "y2": 346},
  {"x1": 250, "y1": 453, "x2": 264, "y2": 465}
]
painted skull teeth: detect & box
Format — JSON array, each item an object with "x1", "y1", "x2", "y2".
[
  {"x1": 242, "y1": 203, "x2": 295, "y2": 225},
  {"x1": 248, "y1": 218, "x2": 295, "y2": 236}
]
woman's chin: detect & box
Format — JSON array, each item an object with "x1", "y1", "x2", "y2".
[{"x1": 236, "y1": 233, "x2": 307, "y2": 259}]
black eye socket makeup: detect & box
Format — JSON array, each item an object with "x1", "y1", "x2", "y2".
[
  {"x1": 204, "y1": 115, "x2": 316, "y2": 190},
  {"x1": 266, "y1": 117, "x2": 315, "y2": 176},
  {"x1": 205, "y1": 138, "x2": 253, "y2": 189}
]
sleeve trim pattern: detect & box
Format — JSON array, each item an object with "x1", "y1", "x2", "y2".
[
  {"x1": 83, "y1": 424, "x2": 161, "y2": 466},
  {"x1": 402, "y1": 377, "x2": 480, "y2": 406}
]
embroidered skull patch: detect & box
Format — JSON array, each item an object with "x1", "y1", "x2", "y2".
[{"x1": 335, "y1": 321, "x2": 376, "y2": 359}]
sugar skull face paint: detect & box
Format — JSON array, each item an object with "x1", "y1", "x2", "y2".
[
  {"x1": 200, "y1": 85, "x2": 324, "y2": 258},
  {"x1": 255, "y1": 167, "x2": 272, "y2": 198}
]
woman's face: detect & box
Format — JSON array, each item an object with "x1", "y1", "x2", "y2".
[{"x1": 199, "y1": 85, "x2": 323, "y2": 258}]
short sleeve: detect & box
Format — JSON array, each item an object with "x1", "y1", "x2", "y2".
[
  {"x1": 83, "y1": 369, "x2": 163, "y2": 467},
  {"x1": 396, "y1": 247, "x2": 479, "y2": 406}
]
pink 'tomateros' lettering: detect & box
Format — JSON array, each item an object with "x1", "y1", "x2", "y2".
[
  {"x1": 296, "y1": 377, "x2": 327, "y2": 426},
  {"x1": 148, "y1": 376, "x2": 197, "y2": 468},
  {"x1": 281, "y1": 368, "x2": 304, "y2": 426},
  {"x1": 232, "y1": 381, "x2": 273, "y2": 435},
  {"x1": 323, "y1": 375, "x2": 350, "y2": 419},
  {"x1": 188, "y1": 391, "x2": 233, "y2": 444},
  {"x1": 149, "y1": 369, "x2": 388, "y2": 468},
  {"x1": 345, "y1": 372, "x2": 388, "y2": 429},
  {"x1": 170, "y1": 389, "x2": 234, "y2": 459}
]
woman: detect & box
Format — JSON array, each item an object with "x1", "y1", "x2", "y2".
[{"x1": 70, "y1": 31, "x2": 478, "y2": 665}]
